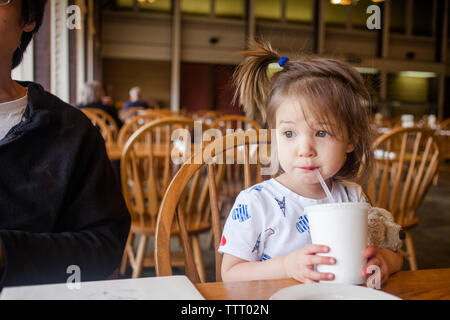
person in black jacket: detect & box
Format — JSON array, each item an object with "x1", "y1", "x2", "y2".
[
  {"x1": 76, "y1": 81, "x2": 123, "y2": 129},
  {"x1": 0, "y1": 0, "x2": 131, "y2": 288}
]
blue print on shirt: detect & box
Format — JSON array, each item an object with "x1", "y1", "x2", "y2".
[
  {"x1": 252, "y1": 233, "x2": 261, "y2": 253},
  {"x1": 275, "y1": 196, "x2": 286, "y2": 217},
  {"x1": 296, "y1": 215, "x2": 310, "y2": 233},
  {"x1": 251, "y1": 185, "x2": 263, "y2": 192},
  {"x1": 260, "y1": 254, "x2": 271, "y2": 261},
  {"x1": 232, "y1": 204, "x2": 250, "y2": 222}
]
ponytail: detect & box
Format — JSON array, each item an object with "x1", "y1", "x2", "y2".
[{"x1": 232, "y1": 40, "x2": 281, "y2": 123}]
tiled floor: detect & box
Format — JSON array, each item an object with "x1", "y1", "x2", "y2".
[{"x1": 125, "y1": 170, "x2": 450, "y2": 281}]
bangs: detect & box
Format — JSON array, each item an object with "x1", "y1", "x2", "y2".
[{"x1": 286, "y1": 78, "x2": 348, "y2": 140}]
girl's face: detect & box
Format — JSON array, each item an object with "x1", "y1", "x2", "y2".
[{"x1": 275, "y1": 97, "x2": 354, "y2": 186}]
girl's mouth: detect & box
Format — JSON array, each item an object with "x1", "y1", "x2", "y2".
[{"x1": 299, "y1": 167, "x2": 320, "y2": 171}]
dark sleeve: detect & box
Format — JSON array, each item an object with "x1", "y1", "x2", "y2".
[{"x1": 0, "y1": 128, "x2": 131, "y2": 288}]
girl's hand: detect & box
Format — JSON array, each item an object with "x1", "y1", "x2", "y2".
[
  {"x1": 361, "y1": 246, "x2": 391, "y2": 286},
  {"x1": 283, "y1": 244, "x2": 336, "y2": 283}
]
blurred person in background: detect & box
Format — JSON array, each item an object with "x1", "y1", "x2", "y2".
[
  {"x1": 76, "y1": 80, "x2": 123, "y2": 128},
  {"x1": 123, "y1": 86, "x2": 151, "y2": 110}
]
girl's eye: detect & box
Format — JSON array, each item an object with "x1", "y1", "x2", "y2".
[
  {"x1": 316, "y1": 130, "x2": 330, "y2": 138},
  {"x1": 283, "y1": 130, "x2": 296, "y2": 138}
]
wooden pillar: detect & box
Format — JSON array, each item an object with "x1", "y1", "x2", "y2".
[
  {"x1": 381, "y1": 0, "x2": 390, "y2": 58},
  {"x1": 406, "y1": 0, "x2": 413, "y2": 37},
  {"x1": 50, "y1": 0, "x2": 70, "y2": 103},
  {"x1": 170, "y1": 0, "x2": 181, "y2": 112},
  {"x1": 441, "y1": 0, "x2": 448, "y2": 63},
  {"x1": 438, "y1": 0, "x2": 448, "y2": 120},
  {"x1": 314, "y1": 0, "x2": 325, "y2": 54},
  {"x1": 33, "y1": 0, "x2": 51, "y2": 91},
  {"x1": 75, "y1": 0, "x2": 86, "y2": 104},
  {"x1": 87, "y1": 0, "x2": 95, "y2": 82},
  {"x1": 247, "y1": 0, "x2": 255, "y2": 42}
]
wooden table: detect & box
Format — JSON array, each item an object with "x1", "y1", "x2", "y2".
[{"x1": 195, "y1": 268, "x2": 450, "y2": 300}]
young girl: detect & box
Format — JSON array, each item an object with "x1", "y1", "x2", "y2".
[{"x1": 218, "y1": 41, "x2": 403, "y2": 285}]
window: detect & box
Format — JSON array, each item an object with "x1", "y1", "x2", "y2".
[
  {"x1": 255, "y1": 0, "x2": 281, "y2": 21},
  {"x1": 138, "y1": 0, "x2": 171, "y2": 12},
  {"x1": 387, "y1": 72, "x2": 438, "y2": 116},
  {"x1": 286, "y1": 0, "x2": 313, "y2": 24},
  {"x1": 215, "y1": 0, "x2": 245, "y2": 19},
  {"x1": 325, "y1": 1, "x2": 348, "y2": 27},
  {"x1": 181, "y1": 0, "x2": 210, "y2": 16},
  {"x1": 115, "y1": 0, "x2": 172, "y2": 12},
  {"x1": 116, "y1": 0, "x2": 133, "y2": 9}
]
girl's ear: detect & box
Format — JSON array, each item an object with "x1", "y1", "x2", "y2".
[
  {"x1": 346, "y1": 143, "x2": 355, "y2": 153},
  {"x1": 23, "y1": 21, "x2": 36, "y2": 33}
]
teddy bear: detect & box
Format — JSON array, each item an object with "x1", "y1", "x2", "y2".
[{"x1": 368, "y1": 207, "x2": 405, "y2": 252}]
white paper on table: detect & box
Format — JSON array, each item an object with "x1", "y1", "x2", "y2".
[{"x1": 0, "y1": 275, "x2": 205, "y2": 300}]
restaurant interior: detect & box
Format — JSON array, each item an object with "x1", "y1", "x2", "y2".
[{"x1": 7, "y1": 0, "x2": 450, "y2": 299}]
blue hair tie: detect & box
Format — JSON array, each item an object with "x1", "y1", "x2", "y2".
[
  {"x1": 279, "y1": 56, "x2": 289, "y2": 67},
  {"x1": 267, "y1": 56, "x2": 289, "y2": 79}
]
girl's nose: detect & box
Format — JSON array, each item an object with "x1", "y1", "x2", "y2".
[{"x1": 297, "y1": 139, "x2": 316, "y2": 158}]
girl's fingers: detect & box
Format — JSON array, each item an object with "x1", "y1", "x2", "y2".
[
  {"x1": 304, "y1": 244, "x2": 330, "y2": 255},
  {"x1": 305, "y1": 269, "x2": 335, "y2": 282},
  {"x1": 308, "y1": 255, "x2": 336, "y2": 266},
  {"x1": 363, "y1": 246, "x2": 377, "y2": 259}
]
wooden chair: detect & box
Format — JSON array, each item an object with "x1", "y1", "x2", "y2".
[
  {"x1": 370, "y1": 114, "x2": 394, "y2": 137},
  {"x1": 119, "y1": 106, "x2": 148, "y2": 122},
  {"x1": 154, "y1": 130, "x2": 273, "y2": 283},
  {"x1": 209, "y1": 115, "x2": 264, "y2": 235},
  {"x1": 366, "y1": 127, "x2": 440, "y2": 270},
  {"x1": 117, "y1": 110, "x2": 172, "y2": 147},
  {"x1": 210, "y1": 114, "x2": 262, "y2": 133},
  {"x1": 192, "y1": 110, "x2": 224, "y2": 126},
  {"x1": 81, "y1": 108, "x2": 118, "y2": 145},
  {"x1": 119, "y1": 117, "x2": 209, "y2": 279}
]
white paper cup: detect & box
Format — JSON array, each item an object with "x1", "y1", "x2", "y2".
[{"x1": 304, "y1": 202, "x2": 370, "y2": 285}]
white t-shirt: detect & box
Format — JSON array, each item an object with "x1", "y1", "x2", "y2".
[
  {"x1": 0, "y1": 93, "x2": 28, "y2": 141},
  {"x1": 218, "y1": 178, "x2": 369, "y2": 262}
]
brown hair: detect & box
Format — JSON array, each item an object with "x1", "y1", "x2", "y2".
[{"x1": 233, "y1": 40, "x2": 374, "y2": 183}]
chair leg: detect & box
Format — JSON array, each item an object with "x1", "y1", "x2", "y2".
[
  {"x1": 191, "y1": 235, "x2": 206, "y2": 282},
  {"x1": 120, "y1": 233, "x2": 133, "y2": 275},
  {"x1": 132, "y1": 235, "x2": 148, "y2": 278},
  {"x1": 404, "y1": 230, "x2": 418, "y2": 271},
  {"x1": 432, "y1": 172, "x2": 439, "y2": 186}
]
